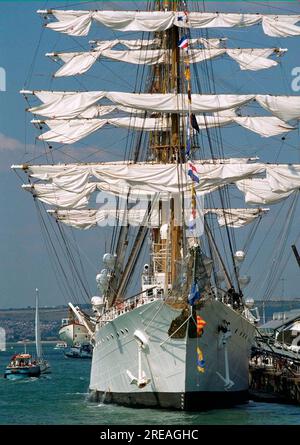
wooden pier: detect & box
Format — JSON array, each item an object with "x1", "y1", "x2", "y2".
[{"x1": 249, "y1": 346, "x2": 300, "y2": 404}]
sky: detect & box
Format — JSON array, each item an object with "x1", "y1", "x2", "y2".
[{"x1": 0, "y1": 0, "x2": 300, "y2": 308}]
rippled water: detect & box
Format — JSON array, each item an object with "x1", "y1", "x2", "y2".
[{"x1": 0, "y1": 344, "x2": 299, "y2": 425}]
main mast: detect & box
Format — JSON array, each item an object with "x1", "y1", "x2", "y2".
[{"x1": 151, "y1": 0, "x2": 184, "y2": 298}]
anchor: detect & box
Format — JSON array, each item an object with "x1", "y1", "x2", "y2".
[
  {"x1": 126, "y1": 330, "x2": 151, "y2": 389},
  {"x1": 216, "y1": 323, "x2": 234, "y2": 390}
]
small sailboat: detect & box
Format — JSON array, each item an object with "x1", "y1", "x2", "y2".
[
  {"x1": 35, "y1": 288, "x2": 51, "y2": 374},
  {"x1": 4, "y1": 342, "x2": 40, "y2": 380},
  {"x1": 4, "y1": 293, "x2": 51, "y2": 380}
]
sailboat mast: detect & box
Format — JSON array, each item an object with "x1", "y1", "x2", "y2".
[
  {"x1": 168, "y1": 0, "x2": 180, "y2": 156},
  {"x1": 150, "y1": 0, "x2": 183, "y2": 291},
  {"x1": 35, "y1": 288, "x2": 42, "y2": 359},
  {"x1": 165, "y1": 0, "x2": 183, "y2": 287}
]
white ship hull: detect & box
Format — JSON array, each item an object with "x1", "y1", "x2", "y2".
[
  {"x1": 59, "y1": 323, "x2": 90, "y2": 346},
  {"x1": 89, "y1": 298, "x2": 256, "y2": 410}
]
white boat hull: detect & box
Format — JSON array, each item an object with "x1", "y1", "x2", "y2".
[
  {"x1": 89, "y1": 298, "x2": 256, "y2": 410},
  {"x1": 59, "y1": 323, "x2": 90, "y2": 346}
]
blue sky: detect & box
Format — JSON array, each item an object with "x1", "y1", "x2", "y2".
[{"x1": 0, "y1": 1, "x2": 300, "y2": 308}]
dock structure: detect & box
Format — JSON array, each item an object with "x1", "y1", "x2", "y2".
[{"x1": 249, "y1": 345, "x2": 300, "y2": 404}]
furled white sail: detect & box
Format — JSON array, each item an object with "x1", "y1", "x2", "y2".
[
  {"x1": 49, "y1": 48, "x2": 224, "y2": 76},
  {"x1": 51, "y1": 51, "x2": 102, "y2": 77},
  {"x1": 262, "y1": 15, "x2": 300, "y2": 37},
  {"x1": 237, "y1": 165, "x2": 300, "y2": 204},
  {"x1": 236, "y1": 178, "x2": 295, "y2": 204},
  {"x1": 92, "y1": 38, "x2": 161, "y2": 50},
  {"x1": 25, "y1": 90, "x2": 254, "y2": 118},
  {"x1": 23, "y1": 90, "x2": 300, "y2": 121},
  {"x1": 74, "y1": 105, "x2": 115, "y2": 118},
  {"x1": 78, "y1": 105, "x2": 144, "y2": 118},
  {"x1": 25, "y1": 182, "x2": 196, "y2": 208},
  {"x1": 256, "y1": 95, "x2": 300, "y2": 121},
  {"x1": 225, "y1": 49, "x2": 279, "y2": 71},
  {"x1": 189, "y1": 37, "x2": 226, "y2": 48},
  {"x1": 36, "y1": 117, "x2": 176, "y2": 143},
  {"x1": 48, "y1": 207, "x2": 268, "y2": 230},
  {"x1": 49, "y1": 47, "x2": 282, "y2": 77},
  {"x1": 35, "y1": 115, "x2": 294, "y2": 144},
  {"x1": 17, "y1": 161, "x2": 300, "y2": 208},
  {"x1": 22, "y1": 182, "x2": 98, "y2": 209},
  {"x1": 27, "y1": 91, "x2": 106, "y2": 119},
  {"x1": 232, "y1": 117, "x2": 294, "y2": 138},
  {"x1": 37, "y1": 119, "x2": 108, "y2": 143},
  {"x1": 91, "y1": 37, "x2": 226, "y2": 49},
  {"x1": 19, "y1": 162, "x2": 265, "y2": 199},
  {"x1": 48, "y1": 208, "x2": 161, "y2": 228},
  {"x1": 50, "y1": 49, "x2": 170, "y2": 76},
  {"x1": 38, "y1": 10, "x2": 300, "y2": 37},
  {"x1": 206, "y1": 208, "x2": 269, "y2": 228},
  {"x1": 266, "y1": 164, "x2": 300, "y2": 193},
  {"x1": 10, "y1": 159, "x2": 262, "y2": 178}
]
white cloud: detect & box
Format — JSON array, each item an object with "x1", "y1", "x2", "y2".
[{"x1": 0, "y1": 132, "x2": 24, "y2": 151}]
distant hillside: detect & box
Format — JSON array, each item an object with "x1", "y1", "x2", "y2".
[
  {"x1": 0, "y1": 306, "x2": 70, "y2": 341},
  {"x1": 0, "y1": 307, "x2": 68, "y2": 322},
  {"x1": 0, "y1": 305, "x2": 93, "y2": 341}
]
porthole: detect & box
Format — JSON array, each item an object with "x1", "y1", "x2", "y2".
[
  {"x1": 111, "y1": 334, "x2": 114, "y2": 339},
  {"x1": 106, "y1": 336, "x2": 110, "y2": 341},
  {"x1": 120, "y1": 329, "x2": 124, "y2": 335},
  {"x1": 125, "y1": 328, "x2": 129, "y2": 333}
]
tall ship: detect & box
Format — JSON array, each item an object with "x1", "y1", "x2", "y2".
[
  {"x1": 59, "y1": 309, "x2": 91, "y2": 346},
  {"x1": 13, "y1": 1, "x2": 300, "y2": 409}
]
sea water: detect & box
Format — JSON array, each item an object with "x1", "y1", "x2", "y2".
[{"x1": 0, "y1": 344, "x2": 299, "y2": 425}]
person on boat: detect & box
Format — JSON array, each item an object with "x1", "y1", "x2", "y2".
[
  {"x1": 226, "y1": 287, "x2": 242, "y2": 308},
  {"x1": 116, "y1": 300, "x2": 124, "y2": 311}
]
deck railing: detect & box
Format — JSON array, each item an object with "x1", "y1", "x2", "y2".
[{"x1": 97, "y1": 294, "x2": 164, "y2": 327}]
